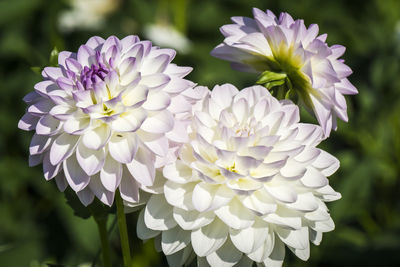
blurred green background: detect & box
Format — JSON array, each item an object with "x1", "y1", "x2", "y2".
[{"x1": 1, "y1": 0, "x2": 400, "y2": 266}]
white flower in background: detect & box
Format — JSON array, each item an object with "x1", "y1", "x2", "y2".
[
  {"x1": 59, "y1": 0, "x2": 120, "y2": 32},
  {"x1": 138, "y1": 84, "x2": 342, "y2": 267},
  {"x1": 145, "y1": 24, "x2": 191, "y2": 54},
  {"x1": 211, "y1": 8, "x2": 358, "y2": 137},
  {"x1": 18, "y1": 35, "x2": 200, "y2": 206}
]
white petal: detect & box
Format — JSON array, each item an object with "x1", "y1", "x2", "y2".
[
  {"x1": 54, "y1": 172, "x2": 68, "y2": 192},
  {"x1": 140, "y1": 73, "x2": 171, "y2": 89},
  {"x1": 63, "y1": 114, "x2": 91, "y2": 134},
  {"x1": 126, "y1": 147, "x2": 156, "y2": 186},
  {"x1": 100, "y1": 154, "x2": 122, "y2": 192},
  {"x1": 144, "y1": 194, "x2": 177, "y2": 231},
  {"x1": 191, "y1": 218, "x2": 228, "y2": 257},
  {"x1": 29, "y1": 154, "x2": 43, "y2": 167},
  {"x1": 18, "y1": 113, "x2": 39, "y2": 131},
  {"x1": 247, "y1": 227, "x2": 275, "y2": 262},
  {"x1": 88, "y1": 175, "x2": 115, "y2": 206},
  {"x1": 122, "y1": 85, "x2": 149, "y2": 107},
  {"x1": 82, "y1": 124, "x2": 111, "y2": 150},
  {"x1": 162, "y1": 226, "x2": 191, "y2": 255},
  {"x1": 312, "y1": 150, "x2": 340, "y2": 176},
  {"x1": 173, "y1": 207, "x2": 215, "y2": 231},
  {"x1": 215, "y1": 198, "x2": 254, "y2": 230},
  {"x1": 50, "y1": 133, "x2": 80, "y2": 165},
  {"x1": 143, "y1": 91, "x2": 171, "y2": 111},
  {"x1": 76, "y1": 186, "x2": 95, "y2": 206},
  {"x1": 165, "y1": 121, "x2": 189, "y2": 143},
  {"x1": 111, "y1": 108, "x2": 147, "y2": 132},
  {"x1": 77, "y1": 44, "x2": 96, "y2": 67},
  {"x1": 232, "y1": 98, "x2": 249, "y2": 123},
  {"x1": 63, "y1": 155, "x2": 90, "y2": 192},
  {"x1": 242, "y1": 189, "x2": 277, "y2": 215},
  {"x1": 141, "y1": 110, "x2": 174, "y2": 133},
  {"x1": 263, "y1": 212, "x2": 301, "y2": 230},
  {"x1": 144, "y1": 135, "x2": 169, "y2": 157},
  {"x1": 280, "y1": 160, "x2": 307, "y2": 179},
  {"x1": 304, "y1": 207, "x2": 331, "y2": 222},
  {"x1": 265, "y1": 185, "x2": 297, "y2": 203},
  {"x1": 262, "y1": 238, "x2": 285, "y2": 267},
  {"x1": 289, "y1": 244, "x2": 310, "y2": 261},
  {"x1": 275, "y1": 226, "x2": 308, "y2": 250},
  {"x1": 192, "y1": 183, "x2": 217, "y2": 212},
  {"x1": 119, "y1": 166, "x2": 140, "y2": 203},
  {"x1": 163, "y1": 161, "x2": 193, "y2": 184},
  {"x1": 108, "y1": 132, "x2": 138, "y2": 164},
  {"x1": 300, "y1": 167, "x2": 328, "y2": 188},
  {"x1": 166, "y1": 245, "x2": 194, "y2": 267},
  {"x1": 206, "y1": 238, "x2": 242, "y2": 267},
  {"x1": 29, "y1": 134, "x2": 52, "y2": 155},
  {"x1": 229, "y1": 219, "x2": 268, "y2": 254},
  {"x1": 49, "y1": 105, "x2": 75, "y2": 121},
  {"x1": 311, "y1": 217, "x2": 335, "y2": 232},
  {"x1": 287, "y1": 192, "x2": 318, "y2": 212},
  {"x1": 137, "y1": 209, "x2": 160, "y2": 240},
  {"x1": 142, "y1": 54, "x2": 170, "y2": 75},
  {"x1": 36, "y1": 114, "x2": 61, "y2": 135},
  {"x1": 164, "y1": 181, "x2": 195, "y2": 210},
  {"x1": 28, "y1": 99, "x2": 53, "y2": 115},
  {"x1": 43, "y1": 152, "x2": 62, "y2": 180},
  {"x1": 310, "y1": 229, "x2": 323, "y2": 245},
  {"x1": 76, "y1": 142, "x2": 105, "y2": 176}
]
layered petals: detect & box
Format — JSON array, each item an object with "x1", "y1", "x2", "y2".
[
  {"x1": 19, "y1": 35, "x2": 196, "y2": 206},
  {"x1": 138, "y1": 84, "x2": 341, "y2": 267},
  {"x1": 211, "y1": 9, "x2": 358, "y2": 137}
]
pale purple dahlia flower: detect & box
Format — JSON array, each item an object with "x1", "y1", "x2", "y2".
[
  {"x1": 211, "y1": 8, "x2": 358, "y2": 137},
  {"x1": 138, "y1": 84, "x2": 341, "y2": 266},
  {"x1": 18, "y1": 35, "x2": 200, "y2": 206}
]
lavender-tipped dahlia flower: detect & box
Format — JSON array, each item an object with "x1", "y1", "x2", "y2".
[
  {"x1": 137, "y1": 84, "x2": 341, "y2": 267},
  {"x1": 18, "y1": 35, "x2": 199, "y2": 206},
  {"x1": 211, "y1": 8, "x2": 358, "y2": 137}
]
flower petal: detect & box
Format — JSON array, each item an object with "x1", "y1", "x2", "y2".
[
  {"x1": 108, "y1": 132, "x2": 138, "y2": 164},
  {"x1": 63, "y1": 154, "x2": 90, "y2": 192},
  {"x1": 191, "y1": 218, "x2": 228, "y2": 257}
]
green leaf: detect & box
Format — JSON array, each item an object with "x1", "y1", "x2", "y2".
[{"x1": 64, "y1": 188, "x2": 91, "y2": 219}]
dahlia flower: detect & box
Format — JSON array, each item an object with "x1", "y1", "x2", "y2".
[
  {"x1": 211, "y1": 8, "x2": 358, "y2": 137},
  {"x1": 138, "y1": 84, "x2": 341, "y2": 266},
  {"x1": 18, "y1": 35, "x2": 199, "y2": 206}
]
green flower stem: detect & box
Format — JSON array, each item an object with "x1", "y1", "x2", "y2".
[
  {"x1": 116, "y1": 191, "x2": 132, "y2": 267},
  {"x1": 94, "y1": 215, "x2": 112, "y2": 267}
]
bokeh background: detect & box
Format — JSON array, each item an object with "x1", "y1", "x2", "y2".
[{"x1": 1, "y1": 0, "x2": 400, "y2": 266}]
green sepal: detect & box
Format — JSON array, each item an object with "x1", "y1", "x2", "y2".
[
  {"x1": 285, "y1": 88, "x2": 296, "y2": 100},
  {"x1": 264, "y1": 79, "x2": 286, "y2": 90},
  {"x1": 256, "y1": 70, "x2": 287, "y2": 85},
  {"x1": 49, "y1": 46, "x2": 59, "y2": 67}
]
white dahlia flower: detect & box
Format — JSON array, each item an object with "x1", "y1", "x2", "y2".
[
  {"x1": 138, "y1": 84, "x2": 341, "y2": 266},
  {"x1": 18, "y1": 35, "x2": 200, "y2": 207},
  {"x1": 211, "y1": 8, "x2": 358, "y2": 137}
]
